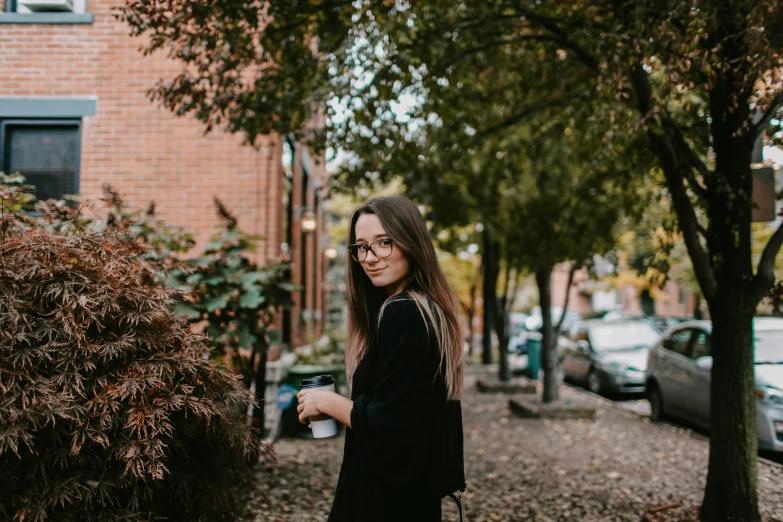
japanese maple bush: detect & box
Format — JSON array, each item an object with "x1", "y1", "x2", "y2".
[{"x1": 0, "y1": 195, "x2": 261, "y2": 520}]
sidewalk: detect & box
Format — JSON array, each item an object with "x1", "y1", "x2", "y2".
[{"x1": 243, "y1": 366, "x2": 783, "y2": 521}]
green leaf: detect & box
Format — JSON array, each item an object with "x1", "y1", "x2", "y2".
[
  {"x1": 239, "y1": 289, "x2": 265, "y2": 309},
  {"x1": 173, "y1": 302, "x2": 202, "y2": 319},
  {"x1": 205, "y1": 295, "x2": 230, "y2": 312},
  {"x1": 236, "y1": 326, "x2": 257, "y2": 349},
  {"x1": 186, "y1": 273, "x2": 203, "y2": 284}
]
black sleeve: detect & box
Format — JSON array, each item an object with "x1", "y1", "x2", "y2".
[{"x1": 350, "y1": 299, "x2": 442, "y2": 487}]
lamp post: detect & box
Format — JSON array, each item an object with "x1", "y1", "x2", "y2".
[{"x1": 300, "y1": 209, "x2": 317, "y2": 233}]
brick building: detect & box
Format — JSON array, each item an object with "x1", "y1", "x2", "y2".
[{"x1": 0, "y1": 0, "x2": 328, "y2": 348}]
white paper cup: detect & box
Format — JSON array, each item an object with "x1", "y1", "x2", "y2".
[{"x1": 300, "y1": 375, "x2": 338, "y2": 439}]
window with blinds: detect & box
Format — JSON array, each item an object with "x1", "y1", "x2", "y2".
[{"x1": 1, "y1": 122, "x2": 80, "y2": 203}]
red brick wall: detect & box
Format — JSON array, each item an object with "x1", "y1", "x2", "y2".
[
  {"x1": 550, "y1": 263, "x2": 592, "y2": 314},
  {"x1": 0, "y1": 0, "x2": 283, "y2": 262}
]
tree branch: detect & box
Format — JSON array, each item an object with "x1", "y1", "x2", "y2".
[
  {"x1": 474, "y1": 98, "x2": 566, "y2": 142},
  {"x1": 442, "y1": 35, "x2": 564, "y2": 68},
  {"x1": 505, "y1": 266, "x2": 523, "y2": 314},
  {"x1": 510, "y1": 3, "x2": 600, "y2": 72},
  {"x1": 629, "y1": 62, "x2": 718, "y2": 303},
  {"x1": 750, "y1": 92, "x2": 783, "y2": 141},
  {"x1": 752, "y1": 220, "x2": 783, "y2": 302},
  {"x1": 500, "y1": 261, "x2": 512, "y2": 313},
  {"x1": 669, "y1": 123, "x2": 710, "y2": 201},
  {"x1": 555, "y1": 262, "x2": 578, "y2": 336}
]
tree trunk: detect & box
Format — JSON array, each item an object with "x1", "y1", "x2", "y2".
[
  {"x1": 493, "y1": 262, "x2": 513, "y2": 382},
  {"x1": 701, "y1": 293, "x2": 759, "y2": 522},
  {"x1": 536, "y1": 267, "x2": 559, "y2": 403},
  {"x1": 467, "y1": 281, "x2": 477, "y2": 356},
  {"x1": 693, "y1": 292, "x2": 703, "y2": 320},
  {"x1": 252, "y1": 350, "x2": 268, "y2": 435},
  {"x1": 481, "y1": 230, "x2": 499, "y2": 365},
  {"x1": 494, "y1": 308, "x2": 511, "y2": 381}
]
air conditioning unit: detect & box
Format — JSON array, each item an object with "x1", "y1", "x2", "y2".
[{"x1": 18, "y1": 0, "x2": 74, "y2": 12}]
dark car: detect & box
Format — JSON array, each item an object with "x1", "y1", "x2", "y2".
[{"x1": 561, "y1": 319, "x2": 662, "y2": 395}]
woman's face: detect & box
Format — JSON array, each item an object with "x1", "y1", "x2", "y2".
[{"x1": 354, "y1": 213, "x2": 410, "y2": 295}]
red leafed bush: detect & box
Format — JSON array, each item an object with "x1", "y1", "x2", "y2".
[{"x1": 0, "y1": 225, "x2": 262, "y2": 521}]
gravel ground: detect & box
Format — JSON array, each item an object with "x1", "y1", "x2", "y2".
[{"x1": 243, "y1": 366, "x2": 783, "y2": 522}]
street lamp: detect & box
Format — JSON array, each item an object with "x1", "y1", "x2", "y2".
[
  {"x1": 300, "y1": 209, "x2": 317, "y2": 233},
  {"x1": 324, "y1": 246, "x2": 338, "y2": 259}
]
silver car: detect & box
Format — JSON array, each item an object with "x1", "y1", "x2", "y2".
[{"x1": 645, "y1": 317, "x2": 783, "y2": 453}]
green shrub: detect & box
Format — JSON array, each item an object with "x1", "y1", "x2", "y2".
[{"x1": 0, "y1": 224, "x2": 262, "y2": 521}]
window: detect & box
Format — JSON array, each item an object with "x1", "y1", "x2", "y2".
[
  {"x1": 0, "y1": 120, "x2": 81, "y2": 204},
  {"x1": 691, "y1": 331, "x2": 711, "y2": 360},
  {"x1": 0, "y1": 0, "x2": 93, "y2": 24},
  {"x1": 5, "y1": 0, "x2": 87, "y2": 14},
  {"x1": 665, "y1": 328, "x2": 694, "y2": 358}
]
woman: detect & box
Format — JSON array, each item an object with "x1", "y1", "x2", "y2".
[{"x1": 297, "y1": 195, "x2": 466, "y2": 521}]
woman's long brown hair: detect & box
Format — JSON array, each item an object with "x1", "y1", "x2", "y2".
[{"x1": 345, "y1": 196, "x2": 464, "y2": 400}]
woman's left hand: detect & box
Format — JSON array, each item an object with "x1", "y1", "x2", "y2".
[{"x1": 297, "y1": 389, "x2": 331, "y2": 425}]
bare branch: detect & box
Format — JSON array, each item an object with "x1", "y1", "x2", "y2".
[
  {"x1": 505, "y1": 266, "x2": 523, "y2": 314},
  {"x1": 554, "y1": 262, "x2": 579, "y2": 336},
  {"x1": 752, "y1": 220, "x2": 783, "y2": 302}
]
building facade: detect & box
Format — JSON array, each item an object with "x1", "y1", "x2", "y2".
[{"x1": 0, "y1": 0, "x2": 327, "y2": 348}]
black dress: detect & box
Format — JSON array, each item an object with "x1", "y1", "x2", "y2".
[{"x1": 328, "y1": 296, "x2": 466, "y2": 522}]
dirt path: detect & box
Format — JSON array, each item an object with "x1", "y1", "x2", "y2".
[{"x1": 243, "y1": 367, "x2": 783, "y2": 522}]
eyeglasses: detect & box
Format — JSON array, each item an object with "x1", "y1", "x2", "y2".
[{"x1": 348, "y1": 238, "x2": 394, "y2": 262}]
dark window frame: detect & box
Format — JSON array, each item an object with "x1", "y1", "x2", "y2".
[
  {"x1": 689, "y1": 329, "x2": 711, "y2": 360},
  {"x1": 664, "y1": 327, "x2": 697, "y2": 359},
  {"x1": 0, "y1": 118, "x2": 82, "y2": 203}
]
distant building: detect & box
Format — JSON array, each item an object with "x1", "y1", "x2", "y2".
[{"x1": 550, "y1": 263, "x2": 697, "y2": 319}]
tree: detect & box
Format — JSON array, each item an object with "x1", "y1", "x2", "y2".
[{"x1": 170, "y1": 199, "x2": 296, "y2": 433}]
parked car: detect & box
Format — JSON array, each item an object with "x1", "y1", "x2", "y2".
[
  {"x1": 524, "y1": 306, "x2": 582, "y2": 335},
  {"x1": 561, "y1": 319, "x2": 662, "y2": 395},
  {"x1": 645, "y1": 316, "x2": 690, "y2": 334},
  {"x1": 645, "y1": 317, "x2": 783, "y2": 453}
]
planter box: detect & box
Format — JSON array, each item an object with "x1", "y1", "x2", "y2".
[
  {"x1": 508, "y1": 398, "x2": 597, "y2": 420},
  {"x1": 476, "y1": 378, "x2": 536, "y2": 394}
]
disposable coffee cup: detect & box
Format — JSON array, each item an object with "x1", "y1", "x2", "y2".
[{"x1": 300, "y1": 375, "x2": 338, "y2": 438}]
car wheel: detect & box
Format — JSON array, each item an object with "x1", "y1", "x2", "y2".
[
  {"x1": 587, "y1": 369, "x2": 602, "y2": 395},
  {"x1": 647, "y1": 381, "x2": 665, "y2": 422}
]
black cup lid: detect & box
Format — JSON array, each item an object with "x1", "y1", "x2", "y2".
[{"x1": 301, "y1": 375, "x2": 335, "y2": 388}]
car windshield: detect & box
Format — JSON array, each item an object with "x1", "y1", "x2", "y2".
[
  {"x1": 589, "y1": 322, "x2": 661, "y2": 352},
  {"x1": 754, "y1": 329, "x2": 783, "y2": 364}
]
